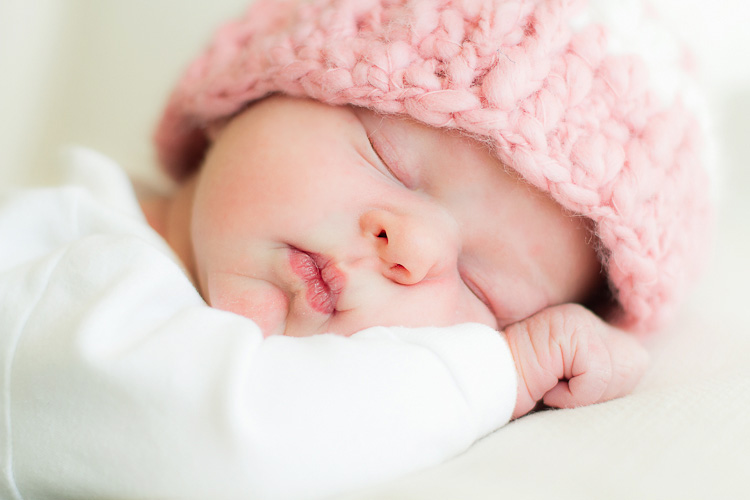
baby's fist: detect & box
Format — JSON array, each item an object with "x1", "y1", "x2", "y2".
[{"x1": 504, "y1": 304, "x2": 648, "y2": 419}]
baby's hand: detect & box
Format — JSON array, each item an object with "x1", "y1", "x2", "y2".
[{"x1": 504, "y1": 304, "x2": 649, "y2": 419}]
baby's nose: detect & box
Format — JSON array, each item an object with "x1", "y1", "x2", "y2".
[{"x1": 359, "y1": 208, "x2": 459, "y2": 285}]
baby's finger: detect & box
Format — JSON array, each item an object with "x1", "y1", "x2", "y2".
[
  {"x1": 505, "y1": 304, "x2": 648, "y2": 418},
  {"x1": 543, "y1": 320, "x2": 648, "y2": 408},
  {"x1": 507, "y1": 304, "x2": 611, "y2": 416},
  {"x1": 542, "y1": 325, "x2": 612, "y2": 409},
  {"x1": 598, "y1": 327, "x2": 649, "y2": 402}
]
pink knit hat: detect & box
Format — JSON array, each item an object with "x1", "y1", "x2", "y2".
[{"x1": 154, "y1": 0, "x2": 713, "y2": 332}]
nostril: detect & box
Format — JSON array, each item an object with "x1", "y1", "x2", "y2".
[
  {"x1": 390, "y1": 264, "x2": 408, "y2": 281},
  {"x1": 377, "y1": 230, "x2": 387, "y2": 239}
]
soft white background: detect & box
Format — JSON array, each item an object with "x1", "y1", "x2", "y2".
[{"x1": 1, "y1": 1, "x2": 749, "y2": 499}]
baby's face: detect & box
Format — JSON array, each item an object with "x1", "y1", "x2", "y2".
[{"x1": 186, "y1": 96, "x2": 601, "y2": 337}]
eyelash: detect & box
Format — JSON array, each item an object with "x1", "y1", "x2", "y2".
[
  {"x1": 461, "y1": 273, "x2": 493, "y2": 312},
  {"x1": 367, "y1": 134, "x2": 409, "y2": 187}
]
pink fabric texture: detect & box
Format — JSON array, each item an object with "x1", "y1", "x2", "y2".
[{"x1": 154, "y1": 0, "x2": 713, "y2": 332}]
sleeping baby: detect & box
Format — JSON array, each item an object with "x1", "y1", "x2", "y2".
[
  {"x1": 0, "y1": 0, "x2": 712, "y2": 499},
  {"x1": 144, "y1": 94, "x2": 647, "y2": 418}
]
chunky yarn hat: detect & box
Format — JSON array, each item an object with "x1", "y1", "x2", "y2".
[{"x1": 154, "y1": 0, "x2": 713, "y2": 332}]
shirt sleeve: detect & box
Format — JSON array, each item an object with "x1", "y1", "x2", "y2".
[{"x1": 1, "y1": 151, "x2": 517, "y2": 500}]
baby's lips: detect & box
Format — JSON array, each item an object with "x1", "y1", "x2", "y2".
[
  {"x1": 313, "y1": 253, "x2": 346, "y2": 304},
  {"x1": 289, "y1": 249, "x2": 345, "y2": 314}
]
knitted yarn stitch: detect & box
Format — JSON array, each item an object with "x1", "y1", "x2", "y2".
[{"x1": 154, "y1": 0, "x2": 713, "y2": 332}]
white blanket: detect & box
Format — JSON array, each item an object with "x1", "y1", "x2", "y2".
[{"x1": 0, "y1": 149, "x2": 516, "y2": 499}]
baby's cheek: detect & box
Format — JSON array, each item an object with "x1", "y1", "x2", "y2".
[{"x1": 206, "y1": 273, "x2": 289, "y2": 337}]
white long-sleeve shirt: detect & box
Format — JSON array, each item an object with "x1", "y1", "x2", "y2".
[{"x1": 0, "y1": 148, "x2": 516, "y2": 500}]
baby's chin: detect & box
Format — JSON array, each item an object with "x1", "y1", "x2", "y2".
[
  {"x1": 227, "y1": 303, "x2": 316, "y2": 339},
  {"x1": 219, "y1": 304, "x2": 287, "y2": 338},
  {"x1": 203, "y1": 281, "x2": 290, "y2": 338},
  {"x1": 255, "y1": 315, "x2": 287, "y2": 338}
]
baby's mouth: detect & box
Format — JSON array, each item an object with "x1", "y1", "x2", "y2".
[{"x1": 289, "y1": 248, "x2": 344, "y2": 314}]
